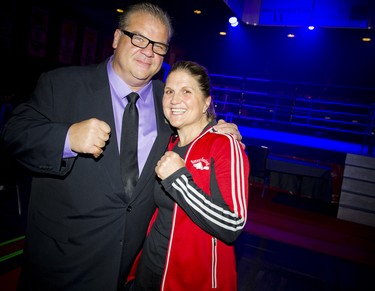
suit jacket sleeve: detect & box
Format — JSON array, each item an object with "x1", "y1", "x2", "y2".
[{"x1": 1, "y1": 62, "x2": 111, "y2": 176}]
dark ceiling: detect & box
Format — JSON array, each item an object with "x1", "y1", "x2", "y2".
[
  {"x1": 3, "y1": 0, "x2": 375, "y2": 91},
  {"x1": 72, "y1": 0, "x2": 237, "y2": 37},
  {"x1": 56, "y1": 0, "x2": 375, "y2": 31},
  {"x1": 51, "y1": 0, "x2": 241, "y2": 61}
]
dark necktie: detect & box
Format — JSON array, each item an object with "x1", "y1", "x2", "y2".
[{"x1": 120, "y1": 92, "x2": 139, "y2": 199}]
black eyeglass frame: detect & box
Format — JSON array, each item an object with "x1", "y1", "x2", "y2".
[{"x1": 121, "y1": 29, "x2": 169, "y2": 56}]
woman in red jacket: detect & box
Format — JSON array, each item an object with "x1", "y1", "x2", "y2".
[{"x1": 132, "y1": 61, "x2": 250, "y2": 290}]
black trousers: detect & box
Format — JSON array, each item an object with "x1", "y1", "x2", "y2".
[{"x1": 129, "y1": 263, "x2": 162, "y2": 291}]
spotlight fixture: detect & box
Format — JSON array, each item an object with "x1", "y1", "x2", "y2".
[
  {"x1": 228, "y1": 16, "x2": 238, "y2": 27},
  {"x1": 228, "y1": 17, "x2": 237, "y2": 24}
]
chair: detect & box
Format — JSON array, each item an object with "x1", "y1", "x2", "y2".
[{"x1": 247, "y1": 145, "x2": 271, "y2": 198}]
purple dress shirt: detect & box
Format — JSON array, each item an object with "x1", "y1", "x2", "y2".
[{"x1": 64, "y1": 56, "x2": 158, "y2": 176}]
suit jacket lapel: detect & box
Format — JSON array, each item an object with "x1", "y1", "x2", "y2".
[
  {"x1": 88, "y1": 61, "x2": 124, "y2": 193},
  {"x1": 90, "y1": 72, "x2": 172, "y2": 202}
]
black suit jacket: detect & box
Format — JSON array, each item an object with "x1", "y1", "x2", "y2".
[{"x1": 1, "y1": 60, "x2": 172, "y2": 291}]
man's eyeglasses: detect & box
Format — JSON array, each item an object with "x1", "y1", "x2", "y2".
[{"x1": 121, "y1": 30, "x2": 169, "y2": 56}]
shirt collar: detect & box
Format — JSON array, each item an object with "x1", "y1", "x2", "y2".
[{"x1": 107, "y1": 55, "x2": 152, "y2": 102}]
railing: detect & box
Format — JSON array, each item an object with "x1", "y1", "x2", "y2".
[{"x1": 210, "y1": 73, "x2": 375, "y2": 154}]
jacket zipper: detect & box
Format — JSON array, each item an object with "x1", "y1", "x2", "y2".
[{"x1": 212, "y1": 237, "x2": 217, "y2": 288}]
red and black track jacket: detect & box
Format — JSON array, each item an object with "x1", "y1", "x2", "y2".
[{"x1": 159, "y1": 126, "x2": 250, "y2": 290}]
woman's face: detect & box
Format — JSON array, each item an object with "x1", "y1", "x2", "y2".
[{"x1": 163, "y1": 70, "x2": 211, "y2": 129}]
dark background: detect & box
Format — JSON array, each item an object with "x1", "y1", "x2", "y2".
[{"x1": 1, "y1": 0, "x2": 374, "y2": 104}]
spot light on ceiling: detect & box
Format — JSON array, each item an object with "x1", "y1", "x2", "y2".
[
  {"x1": 225, "y1": 0, "x2": 373, "y2": 29},
  {"x1": 229, "y1": 16, "x2": 238, "y2": 27}
]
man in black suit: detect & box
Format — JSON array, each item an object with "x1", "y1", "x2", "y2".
[{"x1": 0, "y1": 2, "x2": 241, "y2": 291}]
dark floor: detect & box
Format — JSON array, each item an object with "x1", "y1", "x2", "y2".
[
  {"x1": 235, "y1": 228, "x2": 374, "y2": 291},
  {"x1": 1, "y1": 181, "x2": 375, "y2": 291}
]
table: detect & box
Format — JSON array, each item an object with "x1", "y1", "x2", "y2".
[{"x1": 266, "y1": 155, "x2": 333, "y2": 202}]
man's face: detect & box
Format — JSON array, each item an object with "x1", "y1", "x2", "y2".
[{"x1": 112, "y1": 12, "x2": 169, "y2": 90}]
